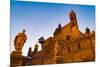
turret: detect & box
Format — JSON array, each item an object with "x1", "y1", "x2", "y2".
[
  {"x1": 27, "y1": 47, "x2": 32, "y2": 57},
  {"x1": 33, "y1": 43, "x2": 39, "y2": 53}
]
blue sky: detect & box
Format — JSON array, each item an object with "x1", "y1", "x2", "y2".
[{"x1": 10, "y1": 1, "x2": 95, "y2": 56}]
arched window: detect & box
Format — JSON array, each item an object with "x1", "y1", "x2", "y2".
[
  {"x1": 66, "y1": 35, "x2": 70, "y2": 40},
  {"x1": 77, "y1": 43, "x2": 81, "y2": 49},
  {"x1": 68, "y1": 46, "x2": 70, "y2": 52}
]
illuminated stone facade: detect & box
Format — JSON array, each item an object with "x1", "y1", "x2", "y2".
[
  {"x1": 10, "y1": 10, "x2": 95, "y2": 66},
  {"x1": 25, "y1": 10, "x2": 95, "y2": 65}
]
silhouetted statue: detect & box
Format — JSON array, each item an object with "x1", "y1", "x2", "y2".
[
  {"x1": 38, "y1": 37, "x2": 45, "y2": 44},
  {"x1": 54, "y1": 24, "x2": 62, "y2": 36},
  {"x1": 14, "y1": 29, "x2": 27, "y2": 52},
  {"x1": 85, "y1": 27, "x2": 90, "y2": 34}
]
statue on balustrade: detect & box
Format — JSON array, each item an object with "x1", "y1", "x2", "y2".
[{"x1": 14, "y1": 29, "x2": 27, "y2": 52}]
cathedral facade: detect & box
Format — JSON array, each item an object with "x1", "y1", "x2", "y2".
[
  {"x1": 11, "y1": 10, "x2": 95, "y2": 66},
  {"x1": 25, "y1": 10, "x2": 95, "y2": 65}
]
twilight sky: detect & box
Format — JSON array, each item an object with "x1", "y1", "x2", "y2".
[{"x1": 10, "y1": 0, "x2": 95, "y2": 56}]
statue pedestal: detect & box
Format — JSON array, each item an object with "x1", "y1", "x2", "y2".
[
  {"x1": 10, "y1": 51, "x2": 24, "y2": 66},
  {"x1": 11, "y1": 50, "x2": 22, "y2": 57}
]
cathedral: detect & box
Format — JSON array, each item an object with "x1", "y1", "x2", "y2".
[{"x1": 10, "y1": 10, "x2": 95, "y2": 66}]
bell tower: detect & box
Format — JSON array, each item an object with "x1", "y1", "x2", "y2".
[{"x1": 69, "y1": 10, "x2": 79, "y2": 30}]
